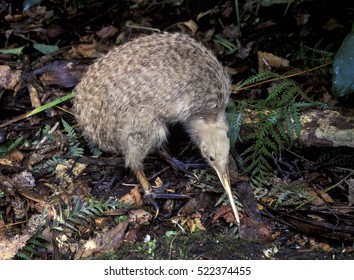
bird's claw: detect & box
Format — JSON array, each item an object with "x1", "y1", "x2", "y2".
[
  {"x1": 145, "y1": 193, "x2": 160, "y2": 218},
  {"x1": 145, "y1": 183, "x2": 190, "y2": 218}
]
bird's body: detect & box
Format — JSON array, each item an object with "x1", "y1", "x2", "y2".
[{"x1": 74, "y1": 32, "x2": 240, "y2": 224}]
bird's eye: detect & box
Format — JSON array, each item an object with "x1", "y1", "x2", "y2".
[{"x1": 209, "y1": 156, "x2": 215, "y2": 162}]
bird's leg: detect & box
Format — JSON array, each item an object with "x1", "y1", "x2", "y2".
[
  {"x1": 134, "y1": 169, "x2": 160, "y2": 217},
  {"x1": 134, "y1": 168, "x2": 190, "y2": 217}
]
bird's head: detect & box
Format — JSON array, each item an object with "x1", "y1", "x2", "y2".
[
  {"x1": 187, "y1": 114, "x2": 229, "y2": 173},
  {"x1": 199, "y1": 125, "x2": 230, "y2": 176},
  {"x1": 187, "y1": 114, "x2": 240, "y2": 224}
]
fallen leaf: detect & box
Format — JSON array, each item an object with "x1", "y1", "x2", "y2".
[
  {"x1": 119, "y1": 186, "x2": 143, "y2": 205},
  {"x1": 0, "y1": 65, "x2": 21, "y2": 90},
  {"x1": 171, "y1": 214, "x2": 206, "y2": 233},
  {"x1": 213, "y1": 205, "x2": 239, "y2": 225},
  {"x1": 96, "y1": 25, "x2": 119, "y2": 40},
  {"x1": 323, "y1": 18, "x2": 344, "y2": 31},
  {"x1": 258, "y1": 51, "x2": 289, "y2": 72},
  {"x1": 75, "y1": 219, "x2": 129, "y2": 259}
]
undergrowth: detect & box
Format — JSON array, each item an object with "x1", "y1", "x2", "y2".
[
  {"x1": 16, "y1": 197, "x2": 126, "y2": 259},
  {"x1": 33, "y1": 119, "x2": 84, "y2": 174},
  {"x1": 17, "y1": 120, "x2": 126, "y2": 259},
  {"x1": 227, "y1": 71, "x2": 328, "y2": 183}
]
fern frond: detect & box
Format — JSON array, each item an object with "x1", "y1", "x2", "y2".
[
  {"x1": 276, "y1": 121, "x2": 291, "y2": 146},
  {"x1": 83, "y1": 134, "x2": 102, "y2": 157},
  {"x1": 268, "y1": 126, "x2": 284, "y2": 148},
  {"x1": 33, "y1": 156, "x2": 63, "y2": 174},
  {"x1": 297, "y1": 42, "x2": 333, "y2": 68},
  {"x1": 264, "y1": 79, "x2": 294, "y2": 105},
  {"x1": 227, "y1": 105, "x2": 244, "y2": 157},
  {"x1": 62, "y1": 118, "x2": 84, "y2": 157},
  {"x1": 238, "y1": 71, "x2": 281, "y2": 88},
  {"x1": 288, "y1": 106, "x2": 302, "y2": 142},
  {"x1": 49, "y1": 197, "x2": 126, "y2": 233},
  {"x1": 229, "y1": 69, "x2": 325, "y2": 180},
  {"x1": 16, "y1": 232, "x2": 50, "y2": 260},
  {"x1": 316, "y1": 148, "x2": 354, "y2": 168},
  {"x1": 277, "y1": 83, "x2": 302, "y2": 107},
  {"x1": 62, "y1": 118, "x2": 77, "y2": 140}
]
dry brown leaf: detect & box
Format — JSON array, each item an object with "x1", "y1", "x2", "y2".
[
  {"x1": 222, "y1": 24, "x2": 240, "y2": 41},
  {"x1": 0, "y1": 158, "x2": 14, "y2": 166},
  {"x1": 196, "y1": 10, "x2": 211, "y2": 21},
  {"x1": 257, "y1": 51, "x2": 289, "y2": 72},
  {"x1": 56, "y1": 159, "x2": 87, "y2": 180},
  {"x1": 213, "y1": 205, "x2": 238, "y2": 225},
  {"x1": 28, "y1": 83, "x2": 41, "y2": 108},
  {"x1": 171, "y1": 20, "x2": 199, "y2": 35},
  {"x1": 254, "y1": 20, "x2": 276, "y2": 30},
  {"x1": 306, "y1": 188, "x2": 335, "y2": 206},
  {"x1": 75, "y1": 209, "x2": 152, "y2": 259},
  {"x1": 75, "y1": 44, "x2": 99, "y2": 58},
  {"x1": 172, "y1": 214, "x2": 206, "y2": 232},
  {"x1": 0, "y1": 214, "x2": 46, "y2": 259},
  {"x1": 154, "y1": 177, "x2": 163, "y2": 188},
  {"x1": 295, "y1": 11, "x2": 310, "y2": 25},
  {"x1": 96, "y1": 25, "x2": 119, "y2": 40},
  {"x1": 2, "y1": 149, "x2": 24, "y2": 162},
  {"x1": 0, "y1": 233, "x2": 33, "y2": 260},
  {"x1": 183, "y1": 20, "x2": 198, "y2": 36},
  {"x1": 119, "y1": 186, "x2": 143, "y2": 205},
  {"x1": 39, "y1": 60, "x2": 86, "y2": 88},
  {"x1": 75, "y1": 219, "x2": 130, "y2": 259},
  {"x1": 323, "y1": 18, "x2": 344, "y2": 31},
  {"x1": 128, "y1": 209, "x2": 153, "y2": 225},
  {"x1": 0, "y1": 65, "x2": 21, "y2": 90}
]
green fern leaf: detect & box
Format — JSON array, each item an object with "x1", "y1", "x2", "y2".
[{"x1": 238, "y1": 71, "x2": 281, "y2": 88}]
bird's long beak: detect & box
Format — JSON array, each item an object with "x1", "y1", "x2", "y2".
[{"x1": 216, "y1": 170, "x2": 240, "y2": 225}]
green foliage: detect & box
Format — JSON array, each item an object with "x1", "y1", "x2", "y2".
[
  {"x1": 315, "y1": 148, "x2": 354, "y2": 169},
  {"x1": 83, "y1": 134, "x2": 102, "y2": 157},
  {"x1": 15, "y1": 197, "x2": 126, "y2": 259},
  {"x1": 213, "y1": 34, "x2": 237, "y2": 55},
  {"x1": 0, "y1": 136, "x2": 23, "y2": 157},
  {"x1": 61, "y1": 118, "x2": 84, "y2": 157},
  {"x1": 33, "y1": 119, "x2": 83, "y2": 174},
  {"x1": 16, "y1": 231, "x2": 51, "y2": 260},
  {"x1": 27, "y1": 92, "x2": 76, "y2": 118},
  {"x1": 226, "y1": 101, "x2": 243, "y2": 158},
  {"x1": 298, "y1": 41, "x2": 333, "y2": 67},
  {"x1": 33, "y1": 156, "x2": 62, "y2": 174},
  {"x1": 49, "y1": 197, "x2": 125, "y2": 233},
  {"x1": 136, "y1": 238, "x2": 157, "y2": 259},
  {"x1": 0, "y1": 46, "x2": 25, "y2": 55},
  {"x1": 36, "y1": 124, "x2": 54, "y2": 141},
  {"x1": 229, "y1": 71, "x2": 326, "y2": 181},
  {"x1": 33, "y1": 43, "x2": 59, "y2": 55}
]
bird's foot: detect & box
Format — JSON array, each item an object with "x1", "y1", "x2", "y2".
[
  {"x1": 145, "y1": 182, "x2": 190, "y2": 218},
  {"x1": 135, "y1": 168, "x2": 189, "y2": 218}
]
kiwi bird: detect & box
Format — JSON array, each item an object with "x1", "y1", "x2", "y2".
[{"x1": 74, "y1": 32, "x2": 240, "y2": 225}]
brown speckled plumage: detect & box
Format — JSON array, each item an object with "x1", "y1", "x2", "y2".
[{"x1": 74, "y1": 32, "x2": 240, "y2": 224}]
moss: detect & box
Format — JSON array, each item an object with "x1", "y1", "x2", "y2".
[{"x1": 97, "y1": 231, "x2": 266, "y2": 260}]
